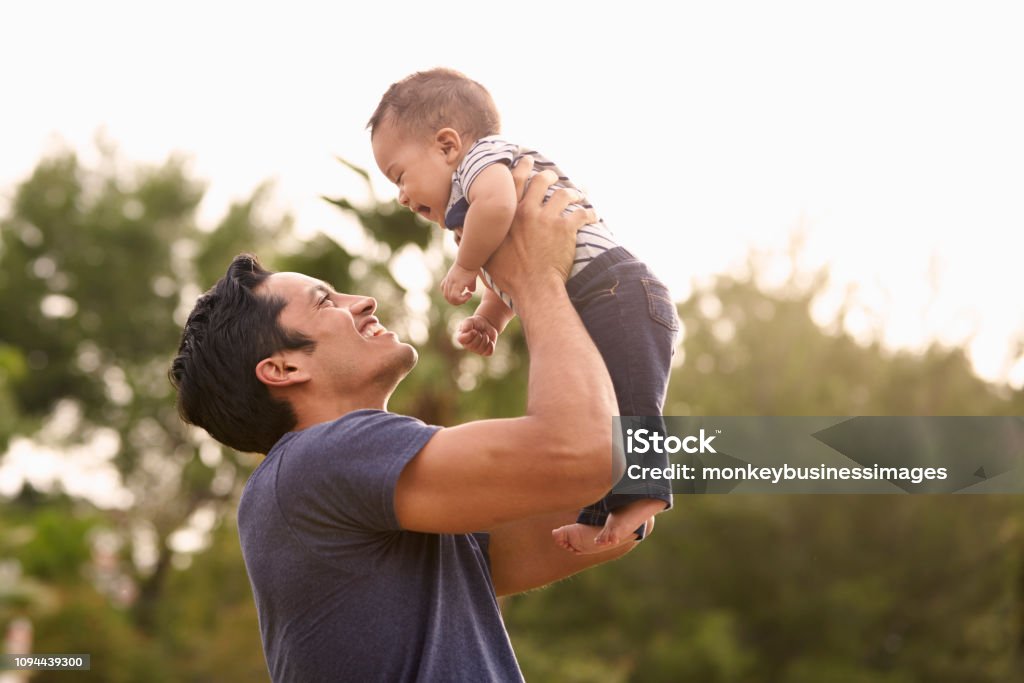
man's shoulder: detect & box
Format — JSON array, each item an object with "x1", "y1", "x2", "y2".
[{"x1": 242, "y1": 410, "x2": 442, "y2": 536}]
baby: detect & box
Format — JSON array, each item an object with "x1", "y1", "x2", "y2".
[{"x1": 369, "y1": 68, "x2": 678, "y2": 553}]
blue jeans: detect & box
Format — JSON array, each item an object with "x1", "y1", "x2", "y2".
[{"x1": 567, "y1": 248, "x2": 679, "y2": 538}]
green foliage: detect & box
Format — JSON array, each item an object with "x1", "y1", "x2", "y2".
[
  {"x1": 0, "y1": 343, "x2": 25, "y2": 448},
  {"x1": 667, "y1": 268, "x2": 1021, "y2": 417},
  {"x1": 17, "y1": 508, "x2": 96, "y2": 584},
  {"x1": 154, "y1": 519, "x2": 266, "y2": 682},
  {"x1": 0, "y1": 142, "x2": 293, "y2": 643},
  {"x1": 31, "y1": 589, "x2": 169, "y2": 683},
  {"x1": 507, "y1": 495, "x2": 1024, "y2": 682}
]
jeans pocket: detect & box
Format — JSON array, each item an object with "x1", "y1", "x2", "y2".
[{"x1": 642, "y1": 277, "x2": 680, "y2": 332}]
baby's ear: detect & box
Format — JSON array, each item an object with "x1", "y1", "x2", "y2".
[{"x1": 435, "y1": 128, "x2": 462, "y2": 162}]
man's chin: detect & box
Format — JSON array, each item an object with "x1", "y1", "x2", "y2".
[
  {"x1": 383, "y1": 343, "x2": 418, "y2": 385},
  {"x1": 399, "y1": 344, "x2": 419, "y2": 374}
]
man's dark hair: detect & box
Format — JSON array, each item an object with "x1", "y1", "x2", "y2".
[{"x1": 169, "y1": 254, "x2": 315, "y2": 453}]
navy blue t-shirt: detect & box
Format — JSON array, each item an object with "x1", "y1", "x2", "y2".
[{"x1": 237, "y1": 410, "x2": 524, "y2": 682}]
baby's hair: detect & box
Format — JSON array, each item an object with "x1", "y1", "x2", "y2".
[{"x1": 368, "y1": 67, "x2": 500, "y2": 142}]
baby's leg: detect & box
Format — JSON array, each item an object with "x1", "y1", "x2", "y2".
[
  {"x1": 564, "y1": 252, "x2": 680, "y2": 549},
  {"x1": 596, "y1": 497, "x2": 668, "y2": 546},
  {"x1": 552, "y1": 514, "x2": 656, "y2": 555}
]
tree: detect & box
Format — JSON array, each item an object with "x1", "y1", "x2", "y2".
[{"x1": 0, "y1": 141, "x2": 296, "y2": 634}]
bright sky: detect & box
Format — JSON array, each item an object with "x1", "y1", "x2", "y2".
[{"x1": 2, "y1": 0, "x2": 1023, "y2": 396}]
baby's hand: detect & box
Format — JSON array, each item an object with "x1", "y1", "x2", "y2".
[
  {"x1": 456, "y1": 315, "x2": 499, "y2": 357},
  {"x1": 441, "y1": 263, "x2": 478, "y2": 306}
]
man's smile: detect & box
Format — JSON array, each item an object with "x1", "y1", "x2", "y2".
[{"x1": 359, "y1": 316, "x2": 388, "y2": 339}]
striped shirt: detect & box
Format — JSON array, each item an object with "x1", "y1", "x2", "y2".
[{"x1": 443, "y1": 136, "x2": 618, "y2": 310}]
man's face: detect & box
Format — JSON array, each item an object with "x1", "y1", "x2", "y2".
[
  {"x1": 258, "y1": 272, "x2": 417, "y2": 396},
  {"x1": 371, "y1": 119, "x2": 455, "y2": 225}
]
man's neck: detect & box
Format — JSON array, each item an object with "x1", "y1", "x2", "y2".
[{"x1": 290, "y1": 393, "x2": 390, "y2": 432}]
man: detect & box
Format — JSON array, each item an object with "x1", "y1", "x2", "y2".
[{"x1": 169, "y1": 163, "x2": 648, "y2": 681}]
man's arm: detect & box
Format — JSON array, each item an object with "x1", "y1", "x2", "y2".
[{"x1": 394, "y1": 167, "x2": 618, "y2": 533}]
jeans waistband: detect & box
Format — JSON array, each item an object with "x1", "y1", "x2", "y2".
[{"x1": 566, "y1": 247, "x2": 634, "y2": 298}]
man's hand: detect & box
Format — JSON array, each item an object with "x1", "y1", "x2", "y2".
[
  {"x1": 484, "y1": 160, "x2": 596, "y2": 300},
  {"x1": 456, "y1": 314, "x2": 499, "y2": 356},
  {"x1": 441, "y1": 262, "x2": 477, "y2": 306}
]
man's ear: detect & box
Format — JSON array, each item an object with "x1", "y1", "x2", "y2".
[
  {"x1": 255, "y1": 353, "x2": 311, "y2": 388},
  {"x1": 435, "y1": 128, "x2": 462, "y2": 164}
]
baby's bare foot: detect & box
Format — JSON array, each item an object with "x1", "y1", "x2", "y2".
[{"x1": 551, "y1": 523, "x2": 605, "y2": 555}]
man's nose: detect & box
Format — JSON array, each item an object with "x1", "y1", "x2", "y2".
[{"x1": 347, "y1": 296, "x2": 376, "y2": 316}]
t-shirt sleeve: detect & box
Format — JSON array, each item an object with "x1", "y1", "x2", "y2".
[
  {"x1": 456, "y1": 137, "x2": 519, "y2": 197},
  {"x1": 275, "y1": 411, "x2": 440, "y2": 536}
]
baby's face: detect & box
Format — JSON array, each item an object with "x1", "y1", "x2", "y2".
[{"x1": 372, "y1": 120, "x2": 455, "y2": 225}]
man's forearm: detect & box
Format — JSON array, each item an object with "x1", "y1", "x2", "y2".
[{"x1": 516, "y1": 276, "x2": 615, "y2": 427}]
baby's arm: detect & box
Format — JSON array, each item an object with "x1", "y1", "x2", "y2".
[
  {"x1": 459, "y1": 163, "x2": 518, "y2": 269},
  {"x1": 457, "y1": 288, "x2": 515, "y2": 357},
  {"x1": 475, "y1": 287, "x2": 515, "y2": 333},
  {"x1": 441, "y1": 164, "x2": 517, "y2": 305}
]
